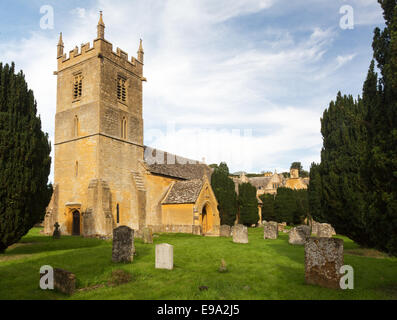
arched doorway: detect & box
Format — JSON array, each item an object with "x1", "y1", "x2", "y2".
[
  {"x1": 72, "y1": 210, "x2": 81, "y2": 236},
  {"x1": 200, "y1": 203, "x2": 213, "y2": 234},
  {"x1": 202, "y1": 206, "x2": 208, "y2": 234}
]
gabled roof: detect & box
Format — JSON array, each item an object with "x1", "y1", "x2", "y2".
[
  {"x1": 162, "y1": 179, "x2": 204, "y2": 204},
  {"x1": 144, "y1": 146, "x2": 212, "y2": 180}
]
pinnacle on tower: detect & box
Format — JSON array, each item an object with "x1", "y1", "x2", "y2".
[
  {"x1": 137, "y1": 39, "x2": 144, "y2": 63},
  {"x1": 97, "y1": 11, "x2": 105, "y2": 39},
  {"x1": 57, "y1": 32, "x2": 64, "y2": 58}
]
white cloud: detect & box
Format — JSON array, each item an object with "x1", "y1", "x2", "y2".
[
  {"x1": 70, "y1": 7, "x2": 86, "y2": 19},
  {"x1": 0, "y1": 0, "x2": 379, "y2": 176}
]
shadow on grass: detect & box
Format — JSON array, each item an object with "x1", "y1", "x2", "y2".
[{"x1": 3, "y1": 236, "x2": 107, "y2": 256}]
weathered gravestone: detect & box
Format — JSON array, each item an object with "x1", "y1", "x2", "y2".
[
  {"x1": 263, "y1": 221, "x2": 278, "y2": 240},
  {"x1": 143, "y1": 227, "x2": 153, "y2": 244},
  {"x1": 289, "y1": 225, "x2": 311, "y2": 245},
  {"x1": 155, "y1": 243, "x2": 173, "y2": 270},
  {"x1": 277, "y1": 222, "x2": 287, "y2": 232},
  {"x1": 220, "y1": 225, "x2": 231, "y2": 237},
  {"x1": 305, "y1": 237, "x2": 344, "y2": 289},
  {"x1": 53, "y1": 222, "x2": 61, "y2": 239},
  {"x1": 54, "y1": 268, "x2": 76, "y2": 295},
  {"x1": 318, "y1": 223, "x2": 334, "y2": 238},
  {"x1": 311, "y1": 221, "x2": 320, "y2": 235},
  {"x1": 232, "y1": 224, "x2": 248, "y2": 244},
  {"x1": 112, "y1": 226, "x2": 135, "y2": 263}
]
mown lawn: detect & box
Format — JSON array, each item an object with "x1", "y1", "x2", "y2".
[{"x1": 0, "y1": 227, "x2": 396, "y2": 300}]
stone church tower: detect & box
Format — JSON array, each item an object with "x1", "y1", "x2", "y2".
[
  {"x1": 45, "y1": 13, "x2": 221, "y2": 238},
  {"x1": 45, "y1": 13, "x2": 147, "y2": 237}
]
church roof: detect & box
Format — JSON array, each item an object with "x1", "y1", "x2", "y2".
[
  {"x1": 144, "y1": 146, "x2": 212, "y2": 180},
  {"x1": 162, "y1": 179, "x2": 204, "y2": 204}
]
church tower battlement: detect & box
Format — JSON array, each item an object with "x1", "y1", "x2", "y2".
[{"x1": 46, "y1": 12, "x2": 147, "y2": 237}]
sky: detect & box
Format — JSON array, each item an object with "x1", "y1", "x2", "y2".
[{"x1": 0, "y1": 0, "x2": 386, "y2": 178}]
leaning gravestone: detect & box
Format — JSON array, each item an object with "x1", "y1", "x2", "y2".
[
  {"x1": 263, "y1": 221, "x2": 278, "y2": 239},
  {"x1": 305, "y1": 237, "x2": 344, "y2": 289},
  {"x1": 155, "y1": 243, "x2": 173, "y2": 270},
  {"x1": 220, "y1": 225, "x2": 231, "y2": 237},
  {"x1": 112, "y1": 226, "x2": 135, "y2": 263},
  {"x1": 289, "y1": 225, "x2": 311, "y2": 245},
  {"x1": 53, "y1": 222, "x2": 61, "y2": 239},
  {"x1": 54, "y1": 268, "x2": 76, "y2": 295},
  {"x1": 143, "y1": 227, "x2": 153, "y2": 244},
  {"x1": 232, "y1": 224, "x2": 248, "y2": 244},
  {"x1": 318, "y1": 223, "x2": 334, "y2": 238}
]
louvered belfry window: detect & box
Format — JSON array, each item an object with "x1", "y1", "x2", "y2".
[
  {"x1": 117, "y1": 76, "x2": 127, "y2": 102},
  {"x1": 73, "y1": 75, "x2": 83, "y2": 99}
]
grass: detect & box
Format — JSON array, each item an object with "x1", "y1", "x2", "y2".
[{"x1": 0, "y1": 227, "x2": 396, "y2": 300}]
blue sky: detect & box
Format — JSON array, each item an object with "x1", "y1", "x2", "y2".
[{"x1": 0, "y1": 0, "x2": 385, "y2": 177}]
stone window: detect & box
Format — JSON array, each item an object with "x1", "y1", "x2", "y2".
[
  {"x1": 73, "y1": 74, "x2": 83, "y2": 100},
  {"x1": 73, "y1": 115, "x2": 79, "y2": 137},
  {"x1": 117, "y1": 76, "x2": 127, "y2": 103},
  {"x1": 121, "y1": 116, "x2": 127, "y2": 139},
  {"x1": 116, "y1": 204, "x2": 120, "y2": 224},
  {"x1": 75, "y1": 161, "x2": 78, "y2": 177}
]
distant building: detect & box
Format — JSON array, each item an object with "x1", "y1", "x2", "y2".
[{"x1": 232, "y1": 169, "x2": 309, "y2": 223}]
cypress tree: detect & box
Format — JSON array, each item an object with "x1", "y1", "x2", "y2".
[
  {"x1": 210, "y1": 162, "x2": 238, "y2": 226},
  {"x1": 318, "y1": 92, "x2": 369, "y2": 244},
  {"x1": 274, "y1": 187, "x2": 296, "y2": 224},
  {"x1": 259, "y1": 193, "x2": 275, "y2": 221},
  {"x1": 0, "y1": 62, "x2": 52, "y2": 253},
  {"x1": 308, "y1": 162, "x2": 323, "y2": 222},
  {"x1": 364, "y1": 0, "x2": 397, "y2": 254},
  {"x1": 237, "y1": 182, "x2": 258, "y2": 226},
  {"x1": 310, "y1": 1, "x2": 397, "y2": 255}
]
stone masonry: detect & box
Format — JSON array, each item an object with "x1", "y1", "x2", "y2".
[
  {"x1": 305, "y1": 237, "x2": 344, "y2": 289},
  {"x1": 263, "y1": 221, "x2": 278, "y2": 240},
  {"x1": 220, "y1": 225, "x2": 231, "y2": 237},
  {"x1": 232, "y1": 224, "x2": 248, "y2": 244},
  {"x1": 155, "y1": 243, "x2": 173, "y2": 270},
  {"x1": 289, "y1": 225, "x2": 311, "y2": 245},
  {"x1": 112, "y1": 226, "x2": 135, "y2": 263}
]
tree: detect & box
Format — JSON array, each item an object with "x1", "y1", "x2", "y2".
[
  {"x1": 308, "y1": 162, "x2": 323, "y2": 222},
  {"x1": 274, "y1": 187, "x2": 296, "y2": 224},
  {"x1": 238, "y1": 182, "x2": 258, "y2": 226},
  {"x1": 260, "y1": 193, "x2": 275, "y2": 221},
  {"x1": 318, "y1": 92, "x2": 370, "y2": 244},
  {"x1": 310, "y1": 1, "x2": 397, "y2": 255},
  {"x1": 363, "y1": 0, "x2": 397, "y2": 254},
  {"x1": 290, "y1": 162, "x2": 303, "y2": 172},
  {"x1": 210, "y1": 162, "x2": 237, "y2": 226},
  {"x1": 0, "y1": 62, "x2": 52, "y2": 253}
]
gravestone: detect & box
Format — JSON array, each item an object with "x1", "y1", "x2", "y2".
[
  {"x1": 311, "y1": 221, "x2": 320, "y2": 235},
  {"x1": 232, "y1": 224, "x2": 248, "y2": 244},
  {"x1": 53, "y1": 222, "x2": 61, "y2": 239},
  {"x1": 155, "y1": 243, "x2": 173, "y2": 270},
  {"x1": 112, "y1": 226, "x2": 135, "y2": 263},
  {"x1": 54, "y1": 268, "x2": 76, "y2": 295},
  {"x1": 143, "y1": 227, "x2": 153, "y2": 244},
  {"x1": 263, "y1": 221, "x2": 278, "y2": 239},
  {"x1": 318, "y1": 223, "x2": 334, "y2": 238},
  {"x1": 220, "y1": 225, "x2": 231, "y2": 237},
  {"x1": 289, "y1": 225, "x2": 311, "y2": 245},
  {"x1": 305, "y1": 237, "x2": 344, "y2": 289}
]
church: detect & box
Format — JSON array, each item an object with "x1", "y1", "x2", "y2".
[{"x1": 44, "y1": 13, "x2": 221, "y2": 238}]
